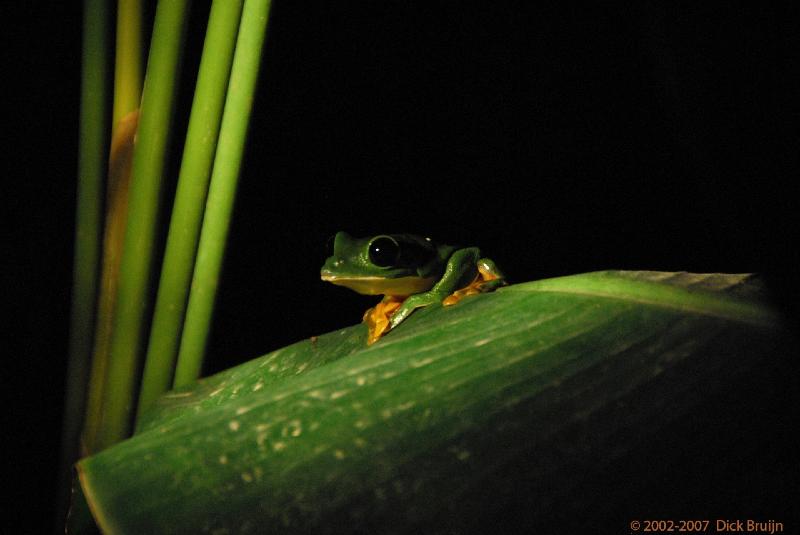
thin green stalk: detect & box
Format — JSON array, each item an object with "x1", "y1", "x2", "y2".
[
  {"x1": 82, "y1": 0, "x2": 145, "y2": 456},
  {"x1": 95, "y1": 0, "x2": 190, "y2": 451},
  {"x1": 137, "y1": 0, "x2": 244, "y2": 418},
  {"x1": 113, "y1": 0, "x2": 143, "y2": 130},
  {"x1": 173, "y1": 0, "x2": 273, "y2": 387},
  {"x1": 56, "y1": 0, "x2": 109, "y2": 525},
  {"x1": 81, "y1": 111, "x2": 138, "y2": 455}
]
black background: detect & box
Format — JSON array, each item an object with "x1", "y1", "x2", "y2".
[{"x1": 10, "y1": 1, "x2": 798, "y2": 533}]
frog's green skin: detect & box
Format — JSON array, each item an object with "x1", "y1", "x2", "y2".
[{"x1": 321, "y1": 232, "x2": 505, "y2": 331}]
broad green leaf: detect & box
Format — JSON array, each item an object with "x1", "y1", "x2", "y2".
[{"x1": 78, "y1": 271, "x2": 792, "y2": 534}]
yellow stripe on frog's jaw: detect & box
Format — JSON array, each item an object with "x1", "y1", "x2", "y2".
[{"x1": 321, "y1": 274, "x2": 436, "y2": 296}]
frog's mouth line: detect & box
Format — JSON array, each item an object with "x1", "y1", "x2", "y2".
[{"x1": 321, "y1": 274, "x2": 436, "y2": 296}]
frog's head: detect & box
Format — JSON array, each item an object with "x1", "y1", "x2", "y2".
[{"x1": 321, "y1": 232, "x2": 447, "y2": 296}]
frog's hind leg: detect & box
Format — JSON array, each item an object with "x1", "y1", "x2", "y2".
[
  {"x1": 388, "y1": 248, "x2": 481, "y2": 330},
  {"x1": 442, "y1": 257, "x2": 507, "y2": 306}
]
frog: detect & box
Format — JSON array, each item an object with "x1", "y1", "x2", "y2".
[{"x1": 321, "y1": 232, "x2": 506, "y2": 344}]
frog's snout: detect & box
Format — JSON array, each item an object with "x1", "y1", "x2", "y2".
[{"x1": 320, "y1": 258, "x2": 344, "y2": 280}]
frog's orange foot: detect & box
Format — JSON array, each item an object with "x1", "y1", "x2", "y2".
[
  {"x1": 442, "y1": 279, "x2": 482, "y2": 306},
  {"x1": 363, "y1": 296, "x2": 403, "y2": 345}
]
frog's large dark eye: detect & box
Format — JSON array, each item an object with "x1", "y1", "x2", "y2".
[{"x1": 368, "y1": 236, "x2": 400, "y2": 267}]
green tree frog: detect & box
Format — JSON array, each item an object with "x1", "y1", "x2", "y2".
[{"x1": 321, "y1": 232, "x2": 506, "y2": 344}]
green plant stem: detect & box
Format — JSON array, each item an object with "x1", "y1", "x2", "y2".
[
  {"x1": 137, "y1": 0, "x2": 244, "y2": 418},
  {"x1": 173, "y1": 0, "x2": 273, "y2": 387},
  {"x1": 82, "y1": 110, "x2": 139, "y2": 455},
  {"x1": 112, "y1": 0, "x2": 143, "y2": 130},
  {"x1": 82, "y1": 0, "x2": 143, "y2": 459},
  {"x1": 56, "y1": 0, "x2": 109, "y2": 525},
  {"x1": 95, "y1": 0, "x2": 190, "y2": 451}
]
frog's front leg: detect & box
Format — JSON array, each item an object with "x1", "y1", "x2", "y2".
[{"x1": 388, "y1": 247, "x2": 481, "y2": 330}]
